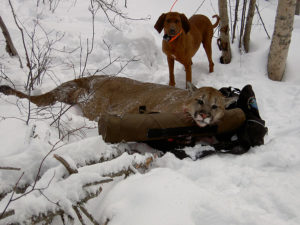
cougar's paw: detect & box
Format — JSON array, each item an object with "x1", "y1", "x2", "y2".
[{"x1": 0, "y1": 85, "x2": 13, "y2": 95}]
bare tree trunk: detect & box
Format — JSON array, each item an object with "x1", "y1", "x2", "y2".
[
  {"x1": 0, "y1": 16, "x2": 18, "y2": 56},
  {"x1": 232, "y1": 0, "x2": 240, "y2": 43},
  {"x1": 0, "y1": 16, "x2": 23, "y2": 68},
  {"x1": 243, "y1": 0, "x2": 256, "y2": 52},
  {"x1": 218, "y1": 0, "x2": 232, "y2": 64},
  {"x1": 267, "y1": 0, "x2": 296, "y2": 81},
  {"x1": 296, "y1": 0, "x2": 300, "y2": 15},
  {"x1": 239, "y1": 0, "x2": 247, "y2": 50}
]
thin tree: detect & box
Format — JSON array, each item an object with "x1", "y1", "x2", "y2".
[
  {"x1": 218, "y1": 0, "x2": 232, "y2": 64},
  {"x1": 243, "y1": 0, "x2": 256, "y2": 52},
  {"x1": 0, "y1": 16, "x2": 22, "y2": 68},
  {"x1": 296, "y1": 0, "x2": 300, "y2": 15},
  {"x1": 232, "y1": 0, "x2": 240, "y2": 43},
  {"x1": 239, "y1": 0, "x2": 247, "y2": 50},
  {"x1": 267, "y1": 0, "x2": 296, "y2": 81}
]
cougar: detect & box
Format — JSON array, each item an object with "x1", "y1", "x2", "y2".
[{"x1": 0, "y1": 75, "x2": 235, "y2": 127}]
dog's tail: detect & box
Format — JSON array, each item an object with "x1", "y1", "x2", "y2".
[{"x1": 212, "y1": 15, "x2": 220, "y2": 29}]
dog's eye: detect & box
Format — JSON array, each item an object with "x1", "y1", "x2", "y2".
[
  {"x1": 175, "y1": 19, "x2": 179, "y2": 24},
  {"x1": 197, "y1": 99, "x2": 204, "y2": 105},
  {"x1": 166, "y1": 19, "x2": 171, "y2": 23},
  {"x1": 211, "y1": 104, "x2": 218, "y2": 109}
]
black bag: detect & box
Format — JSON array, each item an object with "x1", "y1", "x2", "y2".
[{"x1": 213, "y1": 85, "x2": 268, "y2": 155}]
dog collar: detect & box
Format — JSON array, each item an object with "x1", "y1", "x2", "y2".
[{"x1": 163, "y1": 29, "x2": 183, "y2": 43}]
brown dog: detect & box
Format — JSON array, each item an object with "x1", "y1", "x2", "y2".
[{"x1": 154, "y1": 12, "x2": 220, "y2": 87}]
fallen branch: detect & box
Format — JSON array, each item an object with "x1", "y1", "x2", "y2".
[
  {"x1": 83, "y1": 179, "x2": 114, "y2": 188},
  {"x1": 73, "y1": 206, "x2": 85, "y2": 225},
  {"x1": 53, "y1": 154, "x2": 78, "y2": 175},
  {"x1": 1, "y1": 144, "x2": 154, "y2": 224},
  {"x1": 30, "y1": 209, "x2": 66, "y2": 225},
  {"x1": 0, "y1": 166, "x2": 21, "y2": 171},
  {"x1": 0, "y1": 172, "x2": 24, "y2": 219},
  {"x1": 80, "y1": 186, "x2": 103, "y2": 204},
  {"x1": 0, "y1": 209, "x2": 14, "y2": 220},
  {"x1": 78, "y1": 205, "x2": 100, "y2": 225}
]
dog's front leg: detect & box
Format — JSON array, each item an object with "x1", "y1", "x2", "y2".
[
  {"x1": 167, "y1": 56, "x2": 175, "y2": 86},
  {"x1": 184, "y1": 62, "x2": 192, "y2": 88}
]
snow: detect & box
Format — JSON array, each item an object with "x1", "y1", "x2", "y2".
[{"x1": 1, "y1": 0, "x2": 300, "y2": 224}]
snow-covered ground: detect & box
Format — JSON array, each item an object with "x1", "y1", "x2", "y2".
[{"x1": 1, "y1": 0, "x2": 300, "y2": 224}]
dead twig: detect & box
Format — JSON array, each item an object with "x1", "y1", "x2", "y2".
[
  {"x1": 79, "y1": 205, "x2": 100, "y2": 225},
  {"x1": 255, "y1": 3, "x2": 270, "y2": 39},
  {"x1": 53, "y1": 154, "x2": 78, "y2": 175},
  {"x1": 0, "y1": 172, "x2": 24, "y2": 219},
  {"x1": 0, "y1": 166, "x2": 21, "y2": 171},
  {"x1": 0, "y1": 209, "x2": 15, "y2": 220},
  {"x1": 73, "y1": 206, "x2": 85, "y2": 225}
]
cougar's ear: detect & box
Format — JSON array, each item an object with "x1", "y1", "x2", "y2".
[
  {"x1": 154, "y1": 13, "x2": 166, "y2": 33},
  {"x1": 180, "y1": 14, "x2": 190, "y2": 33},
  {"x1": 187, "y1": 82, "x2": 198, "y2": 93},
  {"x1": 224, "y1": 96, "x2": 238, "y2": 108}
]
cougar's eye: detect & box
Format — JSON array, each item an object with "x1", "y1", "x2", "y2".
[
  {"x1": 211, "y1": 104, "x2": 218, "y2": 109},
  {"x1": 197, "y1": 99, "x2": 204, "y2": 105}
]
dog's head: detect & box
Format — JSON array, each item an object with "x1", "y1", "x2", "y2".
[
  {"x1": 154, "y1": 12, "x2": 190, "y2": 36},
  {"x1": 185, "y1": 83, "x2": 237, "y2": 127}
]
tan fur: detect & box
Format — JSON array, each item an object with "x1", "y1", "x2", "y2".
[
  {"x1": 0, "y1": 75, "x2": 233, "y2": 126},
  {"x1": 154, "y1": 12, "x2": 220, "y2": 87}
]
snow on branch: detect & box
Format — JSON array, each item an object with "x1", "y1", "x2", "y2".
[{"x1": 0, "y1": 146, "x2": 154, "y2": 224}]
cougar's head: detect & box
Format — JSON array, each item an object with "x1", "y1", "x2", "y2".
[{"x1": 185, "y1": 83, "x2": 237, "y2": 127}]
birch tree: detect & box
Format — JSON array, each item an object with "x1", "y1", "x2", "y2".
[{"x1": 267, "y1": 0, "x2": 296, "y2": 81}]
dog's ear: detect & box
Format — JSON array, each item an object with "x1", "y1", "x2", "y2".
[
  {"x1": 180, "y1": 14, "x2": 190, "y2": 33},
  {"x1": 154, "y1": 13, "x2": 166, "y2": 33}
]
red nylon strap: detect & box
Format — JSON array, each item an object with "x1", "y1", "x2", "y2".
[
  {"x1": 170, "y1": 0, "x2": 179, "y2": 12},
  {"x1": 168, "y1": 29, "x2": 183, "y2": 43}
]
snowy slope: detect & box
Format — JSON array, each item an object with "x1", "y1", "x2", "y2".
[{"x1": 1, "y1": 0, "x2": 300, "y2": 224}]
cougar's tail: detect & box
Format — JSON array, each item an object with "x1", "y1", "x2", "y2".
[
  {"x1": 0, "y1": 85, "x2": 57, "y2": 106},
  {"x1": 212, "y1": 15, "x2": 220, "y2": 28},
  {"x1": 0, "y1": 77, "x2": 92, "y2": 106}
]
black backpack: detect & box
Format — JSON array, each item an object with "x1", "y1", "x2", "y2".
[{"x1": 214, "y1": 84, "x2": 268, "y2": 155}]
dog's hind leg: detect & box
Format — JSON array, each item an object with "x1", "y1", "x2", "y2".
[{"x1": 203, "y1": 39, "x2": 214, "y2": 73}]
